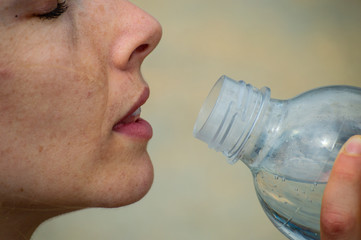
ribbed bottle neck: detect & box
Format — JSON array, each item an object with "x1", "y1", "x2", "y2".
[{"x1": 193, "y1": 75, "x2": 270, "y2": 164}]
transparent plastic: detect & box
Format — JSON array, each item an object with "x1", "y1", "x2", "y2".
[{"x1": 193, "y1": 75, "x2": 361, "y2": 240}]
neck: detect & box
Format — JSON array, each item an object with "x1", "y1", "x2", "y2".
[
  {"x1": 0, "y1": 205, "x2": 73, "y2": 240},
  {"x1": 239, "y1": 99, "x2": 286, "y2": 169},
  {"x1": 193, "y1": 75, "x2": 271, "y2": 165}
]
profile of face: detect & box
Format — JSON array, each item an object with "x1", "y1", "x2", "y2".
[{"x1": 0, "y1": 0, "x2": 162, "y2": 210}]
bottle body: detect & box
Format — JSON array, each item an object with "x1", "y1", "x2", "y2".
[
  {"x1": 252, "y1": 85, "x2": 361, "y2": 239},
  {"x1": 193, "y1": 76, "x2": 361, "y2": 240},
  {"x1": 255, "y1": 169, "x2": 325, "y2": 239}
]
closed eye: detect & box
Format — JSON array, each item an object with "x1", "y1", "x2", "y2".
[{"x1": 35, "y1": 1, "x2": 68, "y2": 20}]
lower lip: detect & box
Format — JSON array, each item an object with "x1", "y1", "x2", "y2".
[{"x1": 113, "y1": 118, "x2": 153, "y2": 139}]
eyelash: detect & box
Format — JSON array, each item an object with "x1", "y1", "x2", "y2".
[{"x1": 36, "y1": 1, "x2": 69, "y2": 20}]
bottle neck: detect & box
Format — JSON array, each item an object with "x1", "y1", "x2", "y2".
[{"x1": 193, "y1": 75, "x2": 271, "y2": 165}]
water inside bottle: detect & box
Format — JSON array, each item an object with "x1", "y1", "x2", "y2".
[{"x1": 254, "y1": 169, "x2": 326, "y2": 240}]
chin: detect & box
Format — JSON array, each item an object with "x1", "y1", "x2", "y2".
[
  {"x1": 91, "y1": 153, "x2": 155, "y2": 209},
  {"x1": 116, "y1": 165, "x2": 154, "y2": 208}
]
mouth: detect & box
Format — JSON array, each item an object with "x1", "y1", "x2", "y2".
[
  {"x1": 120, "y1": 107, "x2": 142, "y2": 124},
  {"x1": 112, "y1": 88, "x2": 153, "y2": 139}
]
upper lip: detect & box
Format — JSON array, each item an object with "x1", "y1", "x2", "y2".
[{"x1": 115, "y1": 87, "x2": 150, "y2": 126}]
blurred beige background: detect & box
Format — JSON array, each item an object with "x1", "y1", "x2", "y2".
[{"x1": 32, "y1": 0, "x2": 361, "y2": 239}]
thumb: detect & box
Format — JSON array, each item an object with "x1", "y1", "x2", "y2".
[{"x1": 321, "y1": 135, "x2": 361, "y2": 240}]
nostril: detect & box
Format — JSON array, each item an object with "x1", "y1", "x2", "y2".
[
  {"x1": 129, "y1": 44, "x2": 149, "y2": 62},
  {"x1": 135, "y1": 44, "x2": 149, "y2": 53}
]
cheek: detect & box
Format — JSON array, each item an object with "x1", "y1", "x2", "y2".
[
  {"x1": 0, "y1": 59, "x2": 109, "y2": 200},
  {"x1": 0, "y1": 62, "x2": 107, "y2": 136}
]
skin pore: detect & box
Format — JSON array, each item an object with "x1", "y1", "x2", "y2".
[{"x1": 0, "y1": 0, "x2": 161, "y2": 239}]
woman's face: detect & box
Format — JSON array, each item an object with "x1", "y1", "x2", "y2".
[{"x1": 0, "y1": 0, "x2": 162, "y2": 209}]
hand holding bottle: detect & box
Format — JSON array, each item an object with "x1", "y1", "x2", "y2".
[{"x1": 321, "y1": 135, "x2": 361, "y2": 240}]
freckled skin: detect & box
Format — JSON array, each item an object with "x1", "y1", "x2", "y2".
[{"x1": 0, "y1": 0, "x2": 161, "y2": 217}]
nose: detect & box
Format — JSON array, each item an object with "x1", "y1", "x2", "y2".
[{"x1": 111, "y1": 3, "x2": 162, "y2": 70}]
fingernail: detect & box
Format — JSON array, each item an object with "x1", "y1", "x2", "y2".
[{"x1": 344, "y1": 135, "x2": 361, "y2": 155}]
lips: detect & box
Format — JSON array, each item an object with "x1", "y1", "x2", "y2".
[{"x1": 112, "y1": 88, "x2": 153, "y2": 139}]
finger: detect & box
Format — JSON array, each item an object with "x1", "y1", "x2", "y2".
[{"x1": 321, "y1": 135, "x2": 361, "y2": 240}]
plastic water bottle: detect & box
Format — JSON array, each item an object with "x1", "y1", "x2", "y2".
[{"x1": 193, "y1": 75, "x2": 361, "y2": 240}]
